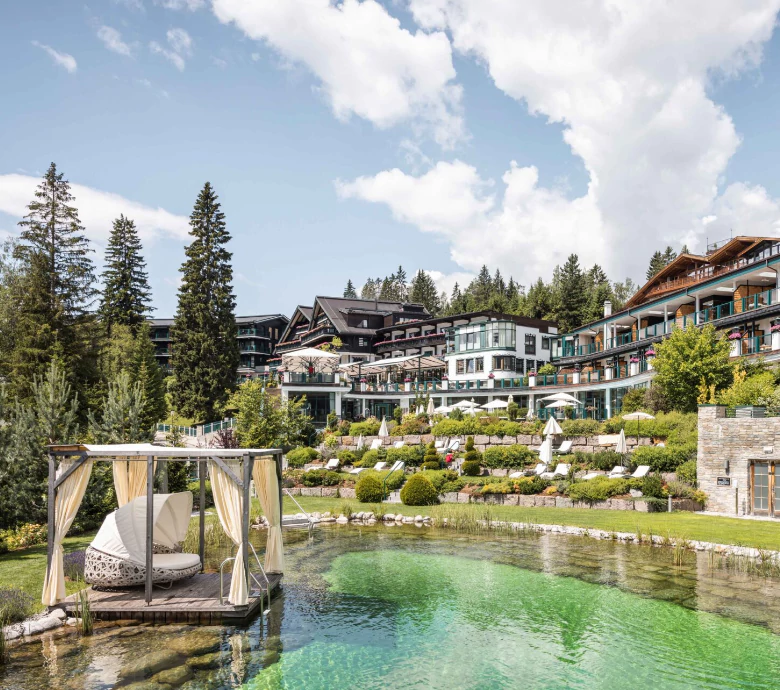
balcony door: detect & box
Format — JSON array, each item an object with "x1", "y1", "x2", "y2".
[{"x1": 751, "y1": 462, "x2": 780, "y2": 517}]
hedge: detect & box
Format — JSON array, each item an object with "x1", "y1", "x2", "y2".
[
  {"x1": 386, "y1": 445, "x2": 426, "y2": 466},
  {"x1": 482, "y1": 445, "x2": 536, "y2": 469},
  {"x1": 431, "y1": 419, "x2": 541, "y2": 437},
  {"x1": 566, "y1": 476, "x2": 630, "y2": 502},
  {"x1": 631, "y1": 443, "x2": 696, "y2": 472},
  {"x1": 348, "y1": 420, "x2": 381, "y2": 436},
  {"x1": 573, "y1": 450, "x2": 624, "y2": 471},
  {"x1": 286, "y1": 446, "x2": 320, "y2": 467}
]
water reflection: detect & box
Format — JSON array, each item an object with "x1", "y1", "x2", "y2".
[{"x1": 2, "y1": 525, "x2": 779, "y2": 690}]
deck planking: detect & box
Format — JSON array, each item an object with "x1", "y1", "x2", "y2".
[{"x1": 59, "y1": 572, "x2": 282, "y2": 625}]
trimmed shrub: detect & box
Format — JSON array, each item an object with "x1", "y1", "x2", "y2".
[
  {"x1": 384, "y1": 470, "x2": 405, "y2": 491},
  {"x1": 632, "y1": 443, "x2": 696, "y2": 472},
  {"x1": 666, "y1": 480, "x2": 696, "y2": 499},
  {"x1": 1, "y1": 523, "x2": 48, "y2": 550},
  {"x1": 424, "y1": 470, "x2": 459, "y2": 492},
  {"x1": 356, "y1": 449, "x2": 379, "y2": 467},
  {"x1": 424, "y1": 441, "x2": 438, "y2": 463},
  {"x1": 395, "y1": 413, "x2": 431, "y2": 435},
  {"x1": 400, "y1": 474, "x2": 440, "y2": 506},
  {"x1": 566, "y1": 476, "x2": 630, "y2": 502},
  {"x1": 387, "y1": 445, "x2": 425, "y2": 467},
  {"x1": 461, "y1": 461, "x2": 482, "y2": 476},
  {"x1": 482, "y1": 445, "x2": 535, "y2": 469},
  {"x1": 337, "y1": 449, "x2": 357, "y2": 465},
  {"x1": 560, "y1": 419, "x2": 601, "y2": 437},
  {"x1": 302, "y1": 470, "x2": 325, "y2": 487},
  {"x1": 676, "y1": 459, "x2": 697, "y2": 486},
  {"x1": 356, "y1": 474, "x2": 385, "y2": 503},
  {"x1": 641, "y1": 473, "x2": 666, "y2": 498},
  {"x1": 321, "y1": 471, "x2": 341, "y2": 487},
  {"x1": 422, "y1": 461, "x2": 440, "y2": 471},
  {"x1": 286, "y1": 446, "x2": 320, "y2": 468},
  {"x1": 574, "y1": 450, "x2": 624, "y2": 471},
  {"x1": 349, "y1": 420, "x2": 381, "y2": 436},
  {"x1": 512, "y1": 476, "x2": 550, "y2": 495},
  {"x1": 480, "y1": 482, "x2": 511, "y2": 495}
]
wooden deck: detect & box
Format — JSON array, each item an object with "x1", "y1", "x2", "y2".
[{"x1": 60, "y1": 572, "x2": 282, "y2": 625}]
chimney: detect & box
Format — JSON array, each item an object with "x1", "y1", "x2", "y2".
[{"x1": 603, "y1": 300, "x2": 612, "y2": 318}]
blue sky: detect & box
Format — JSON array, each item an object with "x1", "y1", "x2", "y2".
[{"x1": 2, "y1": 1, "x2": 780, "y2": 318}]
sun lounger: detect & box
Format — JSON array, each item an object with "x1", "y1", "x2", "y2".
[
  {"x1": 508, "y1": 471, "x2": 524, "y2": 479},
  {"x1": 447, "y1": 440, "x2": 460, "y2": 453},
  {"x1": 524, "y1": 462, "x2": 547, "y2": 476},
  {"x1": 553, "y1": 440, "x2": 573, "y2": 454},
  {"x1": 325, "y1": 459, "x2": 340, "y2": 470},
  {"x1": 630, "y1": 465, "x2": 651, "y2": 479},
  {"x1": 369, "y1": 439, "x2": 383, "y2": 451},
  {"x1": 541, "y1": 463, "x2": 570, "y2": 479},
  {"x1": 349, "y1": 467, "x2": 366, "y2": 475},
  {"x1": 393, "y1": 440, "x2": 405, "y2": 449},
  {"x1": 386, "y1": 460, "x2": 405, "y2": 474},
  {"x1": 435, "y1": 438, "x2": 448, "y2": 450},
  {"x1": 581, "y1": 472, "x2": 603, "y2": 480},
  {"x1": 608, "y1": 465, "x2": 628, "y2": 477},
  {"x1": 374, "y1": 461, "x2": 387, "y2": 471}
]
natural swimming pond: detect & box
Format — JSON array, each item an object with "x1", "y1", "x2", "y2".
[{"x1": 3, "y1": 525, "x2": 780, "y2": 689}]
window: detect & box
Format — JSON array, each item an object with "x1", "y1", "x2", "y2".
[
  {"x1": 526, "y1": 359, "x2": 535, "y2": 373},
  {"x1": 456, "y1": 357, "x2": 482, "y2": 373},
  {"x1": 456, "y1": 360, "x2": 465, "y2": 374},
  {"x1": 358, "y1": 338, "x2": 366, "y2": 347},
  {"x1": 475, "y1": 358, "x2": 484, "y2": 373},
  {"x1": 359, "y1": 319, "x2": 368, "y2": 328},
  {"x1": 466, "y1": 359, "x2": 475, "y2": 373},
  {"x1": 493, "y1": 355, "x2": 516, "y2": 371},
  {"x1": 516, "y1": 359, "x2": 525, "y2": 374},
  {"x1": 541, "y1": 336, "x2": 550, "y2": 350},
  {"x1": 525, "y1": 333, "x2": 536, "y2": 355}
]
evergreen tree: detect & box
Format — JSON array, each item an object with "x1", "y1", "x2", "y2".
[
  {"x1": 99, "y1": 215, "x2": 152, "y2": 331},
  {"x1": 378, "y1": 276, "x2": 396, "y2": 300},
  {"x1": 680, "y1": 244, "x2": 690, "y2": 255},
  {"x1": 361, "y1": 277, "x2": 379, "y2": 300},
  {"x1": 524, "y1": 277, "x2": 555, "y2": 320},
  {"x1": 409, "y1": 269, "x2": 441, "y2": 315},
  {"x1": 468, "y1": 265, "x2": 493, "y2": 309},
  {"x1": 612, "y1": 278, "x2": 637, "y2": 311},
  {"x1": 170, "y1": 183, "x2": 239, "y2": 422},
  {"x1": 393, "y1": 265, "x2": 408, "y2": 301},
  {"x1": 88, "y1": 370, "x2": 147, "y2": 443},
  {"x1": 662, "y1": 246, "x2": 677, "y2": 266},
  {"x1": 131, "y1": 322, "x2": 167, "y2": 433},
  {"x1": 557, "y1": 254, "x2": 587, "y2": 333},
  {"x1": 9, "y1": 163, "x2": 98, "y2": 401},
  {"x1": 343, "y1": 279, "x2": 357, "y2": 298},
  {"x1": 646, "y1": 250, "x2": 666, "y2": 280}
]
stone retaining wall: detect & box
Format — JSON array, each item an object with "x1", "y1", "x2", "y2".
[{"x1": 332, "y1": 434, "x2": 653, "y2": 453}]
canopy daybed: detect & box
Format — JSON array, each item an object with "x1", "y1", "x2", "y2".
[{"x1": 43, "y1": 444, "x2": 284, "y2": 609}]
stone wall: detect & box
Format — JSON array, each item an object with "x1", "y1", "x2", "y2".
[
  {"x1": 332, "y1": 434, "x2": 652, "y2": 454},
  {"x1": 698, "y1": 405, "x2": 780, "y2": 515}
]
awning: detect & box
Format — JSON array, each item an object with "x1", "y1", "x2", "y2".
[
  {"x1": 281, "y1": 347, "x2": 340, "y2": 374},
  {"x1": 340, "y1": 353, "x2": 445, "y2": 376}
]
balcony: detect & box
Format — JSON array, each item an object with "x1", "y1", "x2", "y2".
[
  {"x1": 375, "y1": 332, "x2": 445, "y2": 354},
  {"x1": 300, "y1": 325, "x2": 337, "y2": 346},
  {"x1": 276, "y1": 339, "x2": 302, "y2": 354},
  {"x1": 285, "y1": 373, "x2": 341, "y2": 385},
  {"x1": 237, "y1": 327, "x2": 270, "y2": 338}
]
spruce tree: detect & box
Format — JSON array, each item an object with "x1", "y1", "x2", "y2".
[
  {"x1": 99, "y1": 215, "x2": 152, "y2": 331},
  {"x1": 170, "y1": 183, "x2": 239, "y2": 422},
  {"x1": 557, "y1": 254, "x2": 587, "y2": 333},
  {"x1": 132, "y1": 322, "x2": 167, "y2": 433},
  {"x1": 646, "y1": 251, "x2": 666, "y2": 280},
  {"x1": 409, "y1": 269, "x2": 441, "y2": 315},
  {"x1": 661, "y1": 246, "x2": 677, "y2": 266},
  {"x1": 343, "y1": 279, "x2": 357, "y2": 298},
  {"x1": 88, "y1": 370, "x2": 146, "y2": 443},
  {"x1": 361, "y1": 278, "x2": 378, "y2": 300},
  {"x1": 10, "y1": 163, "x2": 98, "y2": 400},
  {"x1": 393, "y1": 266, "x2": 408, "y2": 301}
]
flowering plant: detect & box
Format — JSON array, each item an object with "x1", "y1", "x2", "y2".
[
  {"x1": 488, "y1": 373, "x2": 495, "y2": 378},
  {"x1": 630, "y1": 357, "x2": 640, "y2": 363},
  {"x1": 442, "y1": 374, "x2": 448, "y2": 380},
  {"x1": 404, "y1": 377, "x2": 411, "y2": 383},
  {"x1": 771, "y1": 325, "x2": 780, "y2": 333},
  {"x1": 359, "y1": 378, "x2": 367, "y2": 383},
  {"x1": 728, "y1": 331, "x2": 743, "y2": 340},
  {"x1": 645, "y1": 349, "x2": 655, "y2": 356},
  {"x1": 528, "y1": 370, "x2": 536, "y2": 376}
]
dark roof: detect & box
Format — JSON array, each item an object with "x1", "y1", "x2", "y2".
[
  {"x1": 148, "y1": 318, "x2": 174, "y2": 327},
  {"x1": 235, "y1": 314, "x2": 288, "y2": 325},
  {"x1": 375, "y1": 310, "x2": 557, "y2": 334},
  {"x1": 313, "y1": 296, "x2": 429, "y2": 336},
  {"x1": 278, "y1": 305, "x2": 314, "y2": 343}
]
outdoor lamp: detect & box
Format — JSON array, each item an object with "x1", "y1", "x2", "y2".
[{"x1": 723, "y1": 459, "x2": 730, "y2": 474}]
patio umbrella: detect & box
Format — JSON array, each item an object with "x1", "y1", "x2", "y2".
[
  {"x1": 622, "y1": 411, "x2": 654, "y2": 444},
  {"x1": 526, "y1": 408, "x2": 535, "y2": 420},
  {"x1": 426, "y1": 398, "x2": 435, "y2": 416},
  {"x1": 417, "y1": 405, "x2": 424, "y2": 416},
  {"x1": 378, "y1": 417, "x2": 389, "y2": 437},
  {"x1": 482, "y1": 399, "x2": 509, "y2": 410},
  {"x1": 539, "y1": 437, "x2": 554, "y2": 467},
  {"x1": 545, "y1": 400, "x2": 575, "y2": 409},
  {"x1": 507, "y1": 394, "x2": 514, "y2": 405},
  {"x1": 615, "y1": 428, "x2": 628, "y2": 463},
  {"x1": 281, "y1": 347, "x2": 340, "y2": 374},
  {"x1": 356, "y1": 434, "x2": 364, "y2": 450},
  {"x1": 452, "y1": 399, "x2": 478, "y2": 409},
  {"x1": 543, "y1": 416, "x2": 562, "y2": 436},
  {"x1": 434, "y1": 405, "x2": 452, "y2": 415},
  {"x1": 539, "y1": 392, "x2": 581, "y2": 404}
]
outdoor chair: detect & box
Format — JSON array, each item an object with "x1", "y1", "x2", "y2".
[
  {"x1": 581, "y1": 471, "x2": 603, "y2": 480},
  {"x1": 608, "y1": 465, "x2": 628, "y2": 478},
  {"x1": 434, "y1": 438, "x2": 448, "y2": 450},
  {"x1": 553, "y1": 440, "x2": 573, "y2": 454},
  {"x1": 325, "y1": 459, "x2": 340, "y2": 470},
  {"x1": 369, "y1": 439, "x2": 383, "y2": 451},
  {"x1": 630, "y1": 465, "x2": 651, "y2": 479},
  {"x1": 85, "y1": 493, "x2": 201, "y2": 588},
  {"x1": 446, "y1": 440, "x2": 460, "y2": 453},
  {"x1": 393, "y1": 441, "x2": 405, "y2": 449},
  {"x1": 541, "y1": 463, "x2": 570, "y2": 479},
  {"x1": 524, "y1": 463, "x2": 547, "y2": 477},
  {"x1": 386, "y1": 460, "x2": 405, "y2": 474},
  {"x1": 374, "y1": 461, "x2": 388, "y2": 471},
  {"x1": 349, "y1": 467, "x2": 366, "y2": 475}
]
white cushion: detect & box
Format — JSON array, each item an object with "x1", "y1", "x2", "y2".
[{"x1": 153, "y1": 553, "x2": 201, "y2": 570}]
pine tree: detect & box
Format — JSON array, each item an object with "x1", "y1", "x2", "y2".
[
  {"x1": 343, "y1": 279, "x2": 357, "y2": 298},
  {"x1": 170, "y1": 183, "x2": 239, "y2": 422},
  {"x1": 88, "y1": 370, "x2": 147, "y2": 443},
  {"x1": 524, "y1": 278, "x2": 555, "y2": 320},
  {"x1": 378, "y1": 276, "x2": 397, "y2": 300},
  {"x1": 10, "y1": 163, "x2": 98, "y2": 403},
  {"x1": 409, "y1": 269, "x2": 441, "y2": 315},
  {"x1": 393, "y1": 265, "x2": 408, "y2": 301},
  {"x1": 662, "y1": 246, "x2": 677, "y2": 266},
  {"x1": 680, "y1": 244, "x2": 690, "y2": 255},
  {"x1": 132, "y1": 322, "x2": 167, "y2": 433},
  {"x1": 360, "y1": 278, "x2": 377, "y2": 300},
  {"x1": 557, "y1": 254, "x2": 587, "y2": 333},
  {"x1": 646, "y1": 251, "x2": 666, "y2": 280},
  {"x1": 99, "y1": 215, "x2": 153, "y2": 331}
]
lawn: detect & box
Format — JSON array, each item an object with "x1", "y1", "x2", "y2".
[
  {"x1": 282, "y1": 496, "x2": 780, "y2": 551},
  {"x1": 0, "y1": 532, "x2": 94, "y2": 613}
]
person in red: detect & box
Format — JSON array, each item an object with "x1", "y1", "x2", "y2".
[{"x1": 445, "y1": 452, "x2": 453, "y2": 466}]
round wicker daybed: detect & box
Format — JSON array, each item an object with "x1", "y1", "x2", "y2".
[{"x1": 85, "y1": 492, "x2": 201, "y2": 588}]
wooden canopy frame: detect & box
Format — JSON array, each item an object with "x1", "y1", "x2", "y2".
[{"x1": 47, "y1": 445, "x2": 283, "y2": 607}]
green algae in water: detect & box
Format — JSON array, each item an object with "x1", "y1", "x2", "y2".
[{"x1": 248, "y1": 550, "x2": 780, "y2": 690}]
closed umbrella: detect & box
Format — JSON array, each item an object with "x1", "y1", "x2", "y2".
[
  {"x1": 622, "y1": 411, "x2": 654, "y2": 444},
  {"x1": 507, "y1": 394, "x2": 514, "y2": 405},
  {"x1": 378, "y1": 417, "x2": 389, "y2": 437},
  {"x1": 426, "y1": 398, "x2": 435, "y2": 416},
  {"x1": 543, "y1": 416, "x2": 562, "y2": 436},
  {"x1": 417, "y1": 405, "x2": 424, "y2": 416},
  {"x1": 615, "y1": 428, "x2": 628, "y2": 455},
  {"x1": 356, "y1": 434, "x2": 364, "y2": 450},
  {"x1": 539, "y1": 437, "x2": 553, "y2": 467}
]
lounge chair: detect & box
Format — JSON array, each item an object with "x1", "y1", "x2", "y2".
[
  {"x1": 581, "y1": 472, "x2": 603, "y2": 480},
  {"x1": 386, "y1": 460, "x2": 405, "y2": 474},
  {"x1": 541, "y1": 463, "x2": 570, "y2": 480},
  {"x1": 369, "y1": 439, "x2": 383, "y2": 451},
  {"x1": 524, "y1": 462, "x2": 547, "y2": 477},
  {"x1": 434, "y1": 438, "x2": 448, "y2": 450},
  {"x1": 374, "y1": 461, "x2": 388, "y2": 471},
  {"x1": 508, "y1": 471, "x2": 524, "y2": 479},
  {"x1": 445, "y1": 439, "x2": 460, "y2": 453},
  {"x1": 85, "y1": 493, "x2": 200, "y2": 588},
  {"x1": 393, "y1": 440, "x2": 405, "y2": 449},
  {"x1": 630, "y1": 465, "x2": 651, "y2": 479},
  {"x1": 553, "y1": 440, "x2": 573, "y2": 454},
  {"x1": 608, "y1": 465, "x2": 628, "y2": 478},
  {"x1": 325, "y1": 459, "x2": 340, "y2": 470}
]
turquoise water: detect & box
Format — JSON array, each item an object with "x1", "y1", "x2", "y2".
[{"x1": 3, "y1": 526, "x2": 780, "y2": 689}]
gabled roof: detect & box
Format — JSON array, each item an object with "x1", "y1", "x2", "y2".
[
  {"x1": 625, "y1": 253, "x2": 709, "y2": 308},
  {"x1": 374, "y1": 309, "x2": 558, "y2": 335},
  {"x1": 312, "y1": 296, "x2": 429, "y2": 336},
  {"x1": 278, "y1": 305, "x2": 313, "y2": 344},
  {"x1": 235, "y1": 314, "x2": 288, "y2": 325},
  {"x1": 706, "y1": 236, "x2": 777, "y2": 264}
]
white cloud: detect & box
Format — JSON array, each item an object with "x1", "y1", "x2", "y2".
[
  {"x1": 32, "y1": 41, "x2": 77, "y2": 73},
  {"x1": 0, "y1": 173, "x2": 189, "y2": 245},
  {"x1": 97, "y1": 26, "x2": 132, "y2": 56},
  {"x1": 339, "y1": 0, "x2": 780, "y2": 287},
  {"x1": 150, "y1": 28, "x2": 192, "y2": 70},
  {"x1": 211, "y1": 0, "x2": 464, "y2": 148},
  {"x1": 426, "y1": 269, "x2": 475, "y2": 296},
  {"x1": 156, "y1": 0, "x2": 205, "y2": 10},
  {"x1": 114, "y1": 0, "x2": 144, "y2": 11}
]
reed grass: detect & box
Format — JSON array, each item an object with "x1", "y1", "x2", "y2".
[
  {"x1": 76, "y1": 585, "x2": 93, "y2": 636},
  {"x1": 0, "y1": 611, "x2": 7, "y2": 665}
]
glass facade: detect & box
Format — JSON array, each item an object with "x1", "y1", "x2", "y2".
[{"x1": 446, "y1": 321, "x2": 516, "y2": 353}]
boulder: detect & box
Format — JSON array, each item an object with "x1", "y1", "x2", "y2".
[
  {"x1": 119, "y1": 649, "x2": 185, "y2": 681},
  {"x1": 187, "y1": 652, "x2": 223, "y2": 671},
  {"x1": 168, "y1": 630, "x2": 220, "y2": 656},
  {"x1": 153, "y1": 664, "x2": 193, "y2": 686},
  {"x1": 336, "y1": 515, "x2": 349, "y2": 524}
]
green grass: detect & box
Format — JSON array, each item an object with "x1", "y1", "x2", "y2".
[
  {"x1": 0, "y1": 532, "x2": 94, "y2": 613},
  {"x1": 281, "y1": 496, "x2": 780, "y2": 551}
]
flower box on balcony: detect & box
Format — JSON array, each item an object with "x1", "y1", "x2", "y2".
[{"x1": 528, "y1": 373, "x2": 536, "y2": 387}]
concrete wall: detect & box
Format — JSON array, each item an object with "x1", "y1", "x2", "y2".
[{"x1": 698, "y1": 405, "x2": 780, "y2": 516}]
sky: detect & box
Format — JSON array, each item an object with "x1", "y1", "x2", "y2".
[{"x1": 2, "y1": 1, "x2": 780, "y2": 318}]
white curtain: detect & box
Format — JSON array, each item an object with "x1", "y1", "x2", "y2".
[
  {"x1": 208, "y1": 459, "x2": 248, "y2": 606},
  {"x1": 42, "y1": 458, "x2": 94, "y2": 606},
  {"x1": 253, "y1": 457, "x2": 284, "y2": 573},
  {"x1": 113, "y1": 457, "x2": 155, "y2": 507}
]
